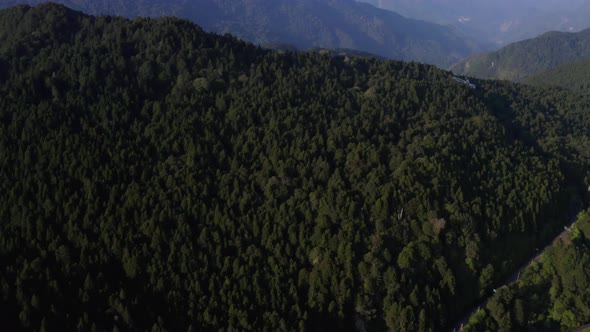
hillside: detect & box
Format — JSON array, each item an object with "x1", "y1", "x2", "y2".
[
  {"x1": 523, "y1": 57, "x2": 590, "y2": 94},
  {"x1": 361, "y1": 0, "x2": 590, "y2": 47},
  {"x1": 0, "y1": 0, "x2": 483, "y2": 68},
  {"x1": 0, "y1": 3, "x2": 590, "y2": 331},
  {"x1": 451, "y1": 28, "x2": 590, "y2": 81},
  {"x1": 463, "y1": 209, "x2": 590, "y2": 331}
]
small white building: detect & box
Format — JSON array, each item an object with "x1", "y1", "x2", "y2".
[{"x1": 453, "y1": 76, "x2": 476, "y2": 89}]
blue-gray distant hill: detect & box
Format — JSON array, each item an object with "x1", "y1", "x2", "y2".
[
  {"x1": 0, "y1": 0, "x2": 483, "y2": 67},
  {"x1": 361, "y1": 0, "x2": 590, "y2": 48},
  {"x1": 451, "y1": 28, "x2": 590, "y2": 81}
]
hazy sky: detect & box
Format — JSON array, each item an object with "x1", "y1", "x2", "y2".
[{"x1": 360, "y1": 0, "x2": 590, "y2": 45}]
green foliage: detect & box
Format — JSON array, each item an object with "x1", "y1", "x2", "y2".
[
  {"x1": 464, "y1": 209, "x2": 590, "y2": 331},
  {"x1": 523, "y1": 57, "x2": 590, "y2": 94},
  {"x1": 0, "y1": 3, "x2": 589, "y2": 332},
  {"x1": 0, "y1": 0, "x2": 484, "y2": 67}
]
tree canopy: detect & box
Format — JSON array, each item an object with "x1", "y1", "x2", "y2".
[
  {"x1": 464, "y1": 209, "x2": 590, "y2": 332},
  {"x1": 0, "y1": 0, "x2": 484, "y2": 68},
  {"x1": 0, "y1": 3, "x2": 589, "y2": 331}
]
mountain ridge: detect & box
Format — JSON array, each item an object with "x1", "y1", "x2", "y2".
[
  {"x1": 0, "y1": 0, "x2": 484, "y2": 67},
  {"x1": 523, "y1": 57, "x2": 590, "y2": 93},
  {"x1": 0, "y1": 3, "x2": 589, "y2": 332},
  {"x1": 451, "y1": 28, "x2": 590, "y2": 81},
  {"x1": 359, "y1": 0, "x2": 590, "y2": 47}
]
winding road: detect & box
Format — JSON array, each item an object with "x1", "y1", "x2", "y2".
[{"x1": 449, "y1": 211, "x2": 581, "y2": 332}]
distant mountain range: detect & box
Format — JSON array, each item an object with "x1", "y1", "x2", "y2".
[
  {"x1": 359, "y1": 0, "x2": 590, "y2": 47},
  {"x1": 451, "y1": 28, "x2": 590, "y2": 81},
  {"x1": 0, "y1": 0, "x2": 484, "y2": 67}
]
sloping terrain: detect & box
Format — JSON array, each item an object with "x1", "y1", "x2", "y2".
[
  {"x1": 361, "y1": 0, "x2": 590, "y2": 47},
  {"x1": 463, "y1": 209, "x2": 590, "y2": 331},
  {"x1": 0, "y1": 4, "x2": 589, "y2": 332},
  {"x1": 451, "y1": 28, "x2": 590, "y2": 81},
  {"x1": 523, "y1": 57, "x2": 590, "y2": 93},
  {"x1": 0, "y1": 0, "x2": 483, "y2": 67}
]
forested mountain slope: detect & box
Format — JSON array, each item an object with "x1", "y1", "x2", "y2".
[
  {"x1": 0, "y1": 4, "x2": 589, "y2": 332},
  {"x1": 451, "y1": 28, "x2": 590, "y2": 81},
  {"x1": 464, "y1": 209, "x2": 590, "y2": 331},
  {"x1": 523, "y1": 57, "x2": 590, "y2": 94},
  {"x1": 0, "y1": 0, "x2": 483, "y2": 68}
]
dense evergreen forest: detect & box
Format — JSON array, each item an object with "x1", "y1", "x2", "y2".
[
  {"x1": 523, "y1": 58, "x2": 590, "y2": 94},
  {"x1": 0, "y1": 3, "x2": 589, "y2": 331},
  {"x1": 0, "y1": 0, "x2": 483, "y2": 68},
  {"x1": 464, "y1": 209, "x2": 590, "y2": 331}
]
